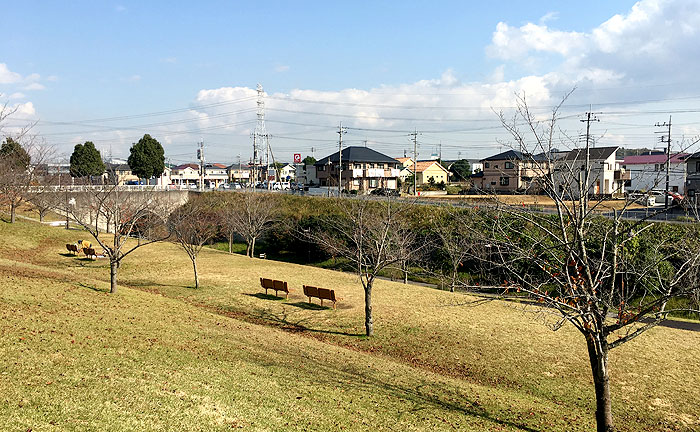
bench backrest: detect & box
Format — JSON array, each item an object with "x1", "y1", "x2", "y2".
[
  {"x1": 273, "y1": 280, "x2": 288, "y2": 292},
  {"x1": 317, "y1": 287, "x2": 336, "y2": 301},
  {"x1": 303, "y1": 285, "x2": 318, "y2": 298},
  {"x1": 260, "y1": 278, "x2": 274, "y2": 289}
]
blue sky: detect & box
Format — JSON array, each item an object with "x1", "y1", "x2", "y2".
[{"x1": 3, "y1": 0, "x2": 700, "y2": 163}]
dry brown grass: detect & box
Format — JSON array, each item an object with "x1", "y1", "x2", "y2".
[
  {"x1": 424, "y1": 194, "x2": 644, "y2": 211},
  {"x1": 2, "y1": 219, "x2": 699, "y2": 431}
]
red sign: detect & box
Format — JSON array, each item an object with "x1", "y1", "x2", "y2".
[{"x1": 293, "y1": 153, "x2": 302, "y2": 163}]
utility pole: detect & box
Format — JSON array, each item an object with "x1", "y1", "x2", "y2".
[
  {"x1": 337, "y1": 122, "x2": 347, "y2": 196},
  {"x1": 580, "y1": 111, "x2": 600, "y2": 213},
  {"x1": 197, "y1": 139, "x2": 205, "y2": 191},
  {"x1": 409, "y1": 129, "x2": 420, "y2": 196},
  {"x1": 655, "y1": 116, "x2": 672, "y2": 209},
  {"x1": 237, "y1": 153, "x2": 242, "y2": 186}
]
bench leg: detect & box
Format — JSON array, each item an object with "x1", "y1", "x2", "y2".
[
  {"x1": 320, "y1": 299, "x2": 323, "y2": 307},
  {"x1": 333, "y1": 301, "x2": 336, "y2": 310}
]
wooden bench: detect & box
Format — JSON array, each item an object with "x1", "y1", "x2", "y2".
[
  {"x1": 83, "y1": 247, "x2": 97, "y2": 260},
  {"x1": 259, "y1": 278, "x2": 290, "y2": 298},
  {"x1": 303, "y1": 285, "x2": 340, "y2": 309}
]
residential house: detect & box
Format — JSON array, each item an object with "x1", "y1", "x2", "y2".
[
  {"x1": 553, "y1": 146, "x2": 628, "y2": 197},
  {"x1": 104, "y1": 163, "x2": 138, "y2": 185},
  {"x1": 170, "y1": 163, "x2": 200, "y2": 188},
  {"x1": 204, "y1": 163, "x2": 228, "y2": 188},
  {"x1": 622, "y1": 152, "x2": 687, "y2": 194},
  {"x1": 684, "y1": 152, "x2": 700, "y2": 201},
  {"x1": 278, "y1": 163, "x2": 296, "y2": 181},
  {"x1": 398, "y1": 159, "x2": 450, "y2": 186},
  {"x1": 315, "y1": 146, "x2": 401, "y2": 193},
  {"x1": 478, "y1": 150, "x2": 549, "y2": 193},
  {"x1": 227, "y1": 164, "x2": 252, "y2": 185}
]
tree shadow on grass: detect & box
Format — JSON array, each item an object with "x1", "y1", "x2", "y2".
[
  {"x1": 286, "y1": 301, "x2": 329, "y2": 311},
  {"x1": 59, "y1": 253, "x2": 76, "y2": 257},
  {"x1": 255, "y1": 344, "x2": 542, "y2": 432},
  {"x1": 250, "y1": 307, "x2": 364, "y2": 337},
  {"x1": 245, "y1": 293, "x2": 286, "y2": 301},
  {"x1": 78, "y1": 282, "x2": 108, "y2": 293}
]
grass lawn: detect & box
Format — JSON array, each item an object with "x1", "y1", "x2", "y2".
[{"x1": 1, "y1": 220, "x2": 699, "y2": 431}]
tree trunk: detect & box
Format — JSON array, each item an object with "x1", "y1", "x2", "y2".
[
  {"x1": 364, "y1": 277, "x2": 374, "y2": 337},
  {"x1": 228, "y1": 234, "x2": 233, "y2": 254},
  {"x1": 402, "y1": 261, "x2": 408, "y2": 284},
  {"x1": 10, "y1": 202, "x2": 16, "y2": 223},
  {"x1": 250, "y1": 236, "x2": 256, "y2": 258},
  {"x1": 110, "y1": 260, "x2": 118, "y2": 294},
  {"x1": 586, "y1": 333, "x2": 614, "y2": 432},
  {"x1": 192, "y1": 257, "x2": 199, "y2": 289}
]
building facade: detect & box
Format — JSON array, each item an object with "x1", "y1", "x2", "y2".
[
  {"x1": 622, "y1": 152, "x2": 687, "y2": 194},
  {"x1": 315, "y1": 146, "x2": 401, "y2": 193}
]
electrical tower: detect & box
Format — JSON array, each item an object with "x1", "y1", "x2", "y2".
[
  {"x1": 655, "y1": 116, "x2": 672, "y2": 209},
  {"x1": 252, "y1": 83, "x2": 269, "y2": 189}
]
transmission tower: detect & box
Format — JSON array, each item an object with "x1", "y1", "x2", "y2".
[{"x1": 252, "y1": 83, "x2": 269, "y2": 188}]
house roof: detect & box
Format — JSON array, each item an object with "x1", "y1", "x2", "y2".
[
  {"x1": 481, "y1": 149, "x2": 548, "y2": 162},
  {"x1": 396, "y1": 157, "x2": 412, "y2": 163},
  {"x1": 623, "y1": 153, "x2": 688, "y2": 165},
  {"x1": 105, "y1": 163, "x2": 131, "y2": 171},
  {"x1": 173, "y1": 163, "x2": 199, "y2": 170},
  {"x1": 562, "y1": 146, "x2": 619, "y2": 161},
  {"x1": 403, "y1": 160, "x2": 449, "y2": 173},
  {"x1": 315, "y1": 146, "x2": 398, "y2": 166},
  {"x1": 208, "y1": 163, "x2": 228, "y2": 169}
]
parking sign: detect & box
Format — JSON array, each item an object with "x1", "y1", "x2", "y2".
[{"x1": 293, "y1": 153, "x2": 302, "y2": 163}]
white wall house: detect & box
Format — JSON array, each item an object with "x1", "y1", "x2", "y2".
[
  {"x1": 170, "y1": 164, "x2": 200, "y2": 187},
  {"x1": 622, "y1": 152, "x2": 687, "y2": 194},
  {"x1": 204, "y1": 163, "x2": 228, "y2": 188},
  {"x1": 279, "y1": 163, "x2": 296, "y2": 181},
  {"x1": 553, "y1": 147, "x2": 628, "y2": 197}
]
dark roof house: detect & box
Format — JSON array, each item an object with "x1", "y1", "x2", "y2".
[{"x1": 315, "y1": 146, "x2": 399, "y2": 166}]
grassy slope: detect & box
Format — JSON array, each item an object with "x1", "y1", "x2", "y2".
[{"x1": 1, "y1": 220, "x2": 699, "y2": 431}]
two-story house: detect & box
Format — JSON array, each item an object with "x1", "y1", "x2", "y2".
[
  {"x1": 684, "y1": 152, "x2": 700, "y2": 200},
  {"x1": 622, "y1": 152, "x2": 687, "y2": 194},
  {"x1": 204, "y1": 163, "x2": 228, "y2": 188},
  {"x1": 170, "y1": 163, "x2": 200, "y2": 188},
  {"x1": 553, "y1": 146, "x2": 628, "y2": 197},
  {"x1": 227, "y1": 164, "x2": 252, "y2": 185},
  {"x1": 398, "y1": 158, "x2": 450, "y2": 186},
  {"x1": 315, "y1": 146, "x2": 401, "y2": 193},
  {"x1": 478, "y1": 150, "x2": 549, "y2": 193}
]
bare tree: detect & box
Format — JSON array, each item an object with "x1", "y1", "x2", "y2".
[
  {"x1": 169, "y1": 197, "x2": 220, "y2": 289},
  {"x1": 434, "y1": 210, "x2": 483, "y2": 292},
  {"x1": 26, "y1": 183, "x2": 61, "y2": 222},
  {"x1": 0, "y1": 104, "x2": 45, "y2": 223},
  {"x1": 62, "y1": 183, "x2": 172, "y2": 293},
  {"x1": 307, "y1": 197, "x2": 419, "y2": 336},
  {"x1": 466, "y1": 92, "x2": 700, "y2": 432},
  {"x1": 221, "y1": 192, "x2": 276, "y2": 257}
]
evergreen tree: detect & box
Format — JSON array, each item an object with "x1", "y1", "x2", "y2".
[
  {"x1": 127, "y1": 134, "x2": 165, "y2": 179},
  {"x1": 0, "y1": 137, "x2": 30, "y2": 170},
  {"x1": 302, "y1": 155, "x2": 316, "y2": 165},
  {"x1": 69, "y1": 141, "x2": 105, "y2": 177},
  {"x1": 449, "y1": 159, "x2": 471, "y2": 182}
]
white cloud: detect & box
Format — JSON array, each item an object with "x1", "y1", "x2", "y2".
[
  {"x1": 161, "y1": 57, "x2": 177, "y2": 64},
  {"x1": 0, "y1": 63, "x2": 23, "y2": 84},
  {"x1": 23, "y1": 82, "x2": 45, "y2": 91},
  {"x1": 9, "y1": 92, "x2": 26, "y2": 99},
  {"x1": 487, "y1": 0, "x2": 700, "y2": 88},
  {"x1": 274, "y1": 65, "x2": 290, "y2": 73},
  {"x1": 46, "y1": 75, "x2": 59, "y2": 82}
]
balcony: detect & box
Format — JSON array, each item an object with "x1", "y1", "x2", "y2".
[{"x1": 614, "y1": 169, "x2": 631, "y2": 180}]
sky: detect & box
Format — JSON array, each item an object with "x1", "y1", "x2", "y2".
[{"x1": 3, "y1": 0, "x2": 700, "y2": 165}]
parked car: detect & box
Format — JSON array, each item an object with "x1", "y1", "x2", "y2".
[
  {"x1": 370, "y1": 188, "x2": 399, "y2": 197},
  {"x1": 218, "y1": 183, "x2": 230, "y2": 189}
]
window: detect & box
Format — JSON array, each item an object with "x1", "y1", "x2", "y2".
[
  {"x1": 494, "y1": 164, "x2": 499, "y2": 169},
  {"x1": 354, "y1": 164, "x2": 361, "y2": 169},
  {"x1": 505, "y1": 162, "x2": 514, "y2": 169},
  {"x1": 696, "y1": 161, "x2": 700, "y2": 173},
  {"x1": 485, "y1": 162, "x2": 490, "y2": 169},
  {"x1": 353, "y1": 179, "x2": 360, "y2": 186},
  {"x1": 369, "y1": 179, "x2": 378, "y2": 188},
  {"x1": 317, "y1": 165, "x2": 325, "y2": 172},
  {"x1": 499, "y1": 177, "x2": 510, "y2": 186},
  {"x1": 490, "y1": 181, "x2": 496, "y2": 185}
]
